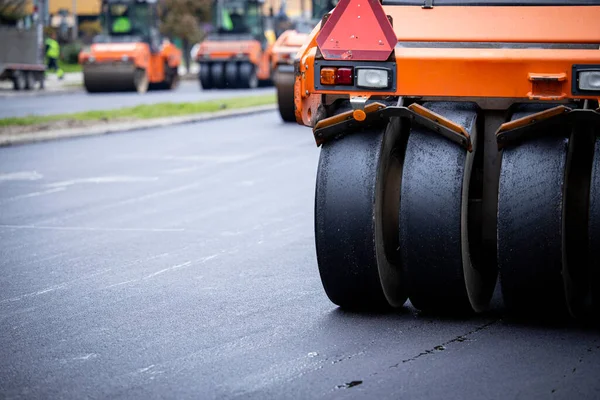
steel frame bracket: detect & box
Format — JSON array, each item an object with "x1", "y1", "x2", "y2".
[
  {"x1": 496, "y1": 106, "x2": 600, "y2": 149},
  {"x1": 313, "y1": 102, "x2": 472, "y2": 151}
]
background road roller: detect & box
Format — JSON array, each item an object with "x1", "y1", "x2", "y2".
[
  {"x1": 272, "y1": 0, "x2": 337, "y2": 122},
  {"x1": 78, "y1": 0, "x2": 181, "y2": 93},
  {"x1": 295, "y1": 0, "x2": 600, "y2": 320},
  {"x1": 195, "y1": 0, "x2": 274, "y2": 90}
]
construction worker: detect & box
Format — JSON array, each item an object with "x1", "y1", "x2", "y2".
[
  {"x1": 45, "y1": 32, "x2": 64, "y2": 80},
  {"x1": 112, "y1": 6, "x2": 131, "y2": 33}
]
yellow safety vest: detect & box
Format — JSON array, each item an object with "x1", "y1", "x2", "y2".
[{"x1": 45, "y1": 38, "x2": 60, "y2": 59}]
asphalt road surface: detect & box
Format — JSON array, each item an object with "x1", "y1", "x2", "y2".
[
  {"x1": 1, "y1": 113, "x2": 599, "y2": 399},
  {"x1": 0, "y1": 81, "x2": 274, "y2": 118}
]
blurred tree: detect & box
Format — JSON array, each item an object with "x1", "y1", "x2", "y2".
[
  {"x1": 160, "y1": 0, "x2": 211, "y2": 73},
  {"x1": 0, "y1": 0, "x2": 29, "y2": 23}
]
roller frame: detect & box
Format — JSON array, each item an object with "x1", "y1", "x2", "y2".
[
  {"x1": 313, "y1": 103, "x2": 473, "y2": 150},
  {"x1": 496, "y1": 106, "x2": 600, "y2": 149}
]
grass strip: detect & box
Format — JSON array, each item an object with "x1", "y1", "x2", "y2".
[
  {"x1": 0, "y1": 94, "x2": 276, "y2": 127},
  {"x1": 58, "y1": 61, "x2": 82, "y2": 73}
]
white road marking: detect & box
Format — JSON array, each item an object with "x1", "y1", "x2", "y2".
[
  {"x1": 103, "y1": 280, "x2": 137, "y2": 289},
  {"x1": 46, "y1": 176, "x2": 159, "y2": 188},
  {"x1": 137, "y1": 365, "x2": 155, "y2": 374},
  {"x1": 144, "y1": 261, "x2": 193, "y2": 279},
  {"x1": 0, "y1": 224, "x2": 185, "y2": 233},
  {"x1": 0, "y1": 268, "x2": 112, "y2": 304},
  {"x1": 0, "y1": 171, "x2": 43, "y2": 182},
  {"x1": 73, "y1": 353, "x2": 98, "y2": 361},
  {"x1": 0, "y1": 187, "x2": 65, "y2": 204}
]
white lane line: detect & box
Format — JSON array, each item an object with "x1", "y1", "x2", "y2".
[
  {"x1": 137, "y1": 365, "x2": 155, "y2": 374},
  {"x1": 200, "y1": 254, "x2": 218, "y2": 263},
  {"x1": 32, "y1": 181, "x2": 204, "y2": 226},
  {"x1": 0, "y1": 224, "x2": 186, "y2": 233},
  {"x1": 0, "y1": 171, "x2": 43, "y2": 182},
  {"x1": 0, "y1": 268, "x2": 112, "y2": 304},
  {"x1": 0, "y1": 187, "x2": 66, "y2": 204},
  {"x1": 144, "y1": 261, "x2": 192, "y2": 279},
  {"x1": 46, "y1": 176, "x2": 159, "y2": 188},
  {"x1": 73, "y1": 353, "x2": 98, "y2": 361},
  {"x1": 103, "y1": 280, "x2": 137, "y2": 289},
  {"x1": 105, "y1": 254, "x2": 219, "y2": 288}
]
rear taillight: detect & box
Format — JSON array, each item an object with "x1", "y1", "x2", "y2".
[
  {"x1": 320, "y1": 67, "x2": 354, "y2": 86},
  {"x1": 316, "y1": 0, "x2": 397, "y2": 61}
]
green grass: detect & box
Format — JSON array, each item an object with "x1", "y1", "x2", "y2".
[
  {"x1": 0, "y1": 94, "x2": 276, "y2": 128},
  {"x1": 58, "y1": 61, "x2": 82, "y2": 73}
]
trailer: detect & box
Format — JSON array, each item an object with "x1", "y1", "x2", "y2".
[{"x1": 0, "y1": 8, "x2": 46, "y2": 91}]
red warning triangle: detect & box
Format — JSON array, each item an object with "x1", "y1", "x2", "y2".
[{"x1": 316, "y1": 0, "x2": 397, "y2": 61}]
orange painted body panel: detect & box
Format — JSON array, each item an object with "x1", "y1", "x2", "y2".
[
  {"x1": 385, "y1": 6, "x2": 600, "y2": 44},
  {"x1": 295, "y1": 5, "x2": 600, "y2": 126},
  {"x1": 272, "y1": 29, "x2": 309, "y2": 69},
  {"x1": 79, "y1": 40, "x2": 181, "y2": 83},
  {"x1": 196, "y1": 39, "x2": 272, "y2": 80}
]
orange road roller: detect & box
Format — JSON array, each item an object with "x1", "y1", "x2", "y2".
[
  {"x1": 195, "y1": 0, "x2": 274, "y2": 90},
  {"x1": 272, "y1": 0, "x2": 338, "y2": 121},
  {"x1": 295, "y1": 0, "x2": 600, "y2": 319},
  {"x1": 79, "y1": 0, "x2": 181, "y2": 94},
  {"x1": 272, "y1": 28, "x2": 310, "y2": 121}
]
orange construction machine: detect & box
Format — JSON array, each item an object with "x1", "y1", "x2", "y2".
[
  {"x1": 272, "y1": 0, "x2": 337, "y2": 121},
  {"x1": 296, "y1": 0, "x2": 600, "y2": 320},
  {"x1": 79, "y1": 0, "x2": 181, "y2": 93},
  {"x1": 195, "y1": 0, "x2": 273, "y2": 89},
  {"x1": 272, "y1": 26, "x2": 310, "y2": 121}
]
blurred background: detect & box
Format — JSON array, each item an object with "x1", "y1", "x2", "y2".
[{"x1": 0, "y1": 0, "x2": 311, "y2": 77}]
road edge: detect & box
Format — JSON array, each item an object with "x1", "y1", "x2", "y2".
[{"x1": 0, "y1": 104, "x2": 277, "y2": 147}]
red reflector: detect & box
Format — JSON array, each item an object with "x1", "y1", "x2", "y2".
[
  {"x1": 336, "y1": 67, "x2": 353, "y2": 85},
  {"x1": 316, "y1": 0, "x2": 397, "y2": 61}
]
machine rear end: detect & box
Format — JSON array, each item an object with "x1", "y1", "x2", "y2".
[
  {"x1": 272, "y1": 0, "x2": 338, "y2": 122},
  {"x1": 196, "y1": 0, "x2": 272, "y2": 90},
  {"x1": 273, "y1": 28, "x2": 309, "y2": 121},
  {"x1": 79, "y1": 0, "x2": 181, "y2": 93},
  {"x1": 295, "y1": 0, "x2": 600, "y2": 319}
]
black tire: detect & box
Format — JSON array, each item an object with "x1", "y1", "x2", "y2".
[
  {"x1": 400, "y1": 102, "x2": 494, "y2": 313},
  {"x1": 211, "y1": 63, "x2": 225, "y2": 89},
  {"x1": 590, "y1": 137, "x2": 600, "y2": 317},
  {"x1": 225, "y1": 62, "x2": 238, "y2": 89},
  {"x1": 275, "y1": 67, "x2": 296, "y2": 122},
  {"x1": 238, "y1": 62, "x2": 258, "y2": 89},
  {"x1": 12, "y1": 70, "x2": 26, "y2": 91},
  {"x1": 199, "y1": 63, "x2": 212, "y2": 90},
  {"x1": 84, "y1": 79, "x2": 102, "y2": 93},
  {"x1": 25, "y1": 71, "x2": 36, "y2": 90},
  {"x1": 315, "y1": 120, "x2": 407, "y2": 310},
  {"x1": 498, "y1": 107, "x2": 571, "y2": 316}
]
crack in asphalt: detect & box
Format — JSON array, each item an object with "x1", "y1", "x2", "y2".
[{"x1": 391, "y1": 319, "x2": 500, "y2": 367}]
